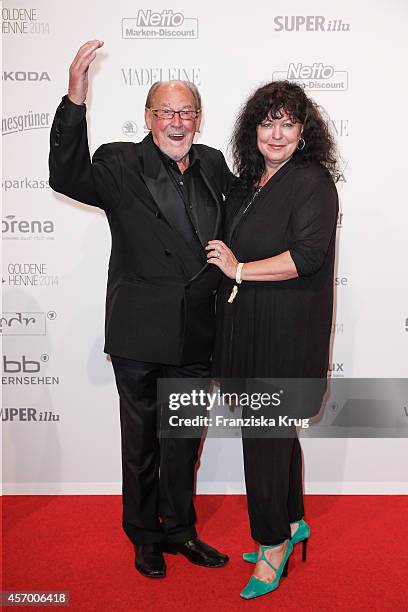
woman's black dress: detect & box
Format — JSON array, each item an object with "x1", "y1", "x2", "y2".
[
  {"x1": 214, "y1": 159, "x2": 338, "y2": 381},
  {"x1": 213, "y1": 159, "x2": 338, "y2": 545}
]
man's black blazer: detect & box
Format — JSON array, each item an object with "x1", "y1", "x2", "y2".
[{"x1": 49, "y1": 97, "x2": 233, "y2": 365}]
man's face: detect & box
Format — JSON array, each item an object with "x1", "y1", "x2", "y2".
[{"x1": 145, "y1": 83, "x2": 201, "y2": 163}]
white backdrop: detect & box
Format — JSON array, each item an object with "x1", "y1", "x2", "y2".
[{"x1": 2, "y1": 0, "x2": 408, "y2": 494}]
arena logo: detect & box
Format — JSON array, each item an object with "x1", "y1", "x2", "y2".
[
  {"x1": 2, "y1": 215, "x2": 55, "y2": 240},
  {"x1": 2, "y1": 354, "x2": 60, "y2": 385},
  {"x1": 2, "y1": 71, "x2": 50, "y2": 81},
  {"x1": 272, "y1": 63, "x2": 348, "y2": 91},
  {"x1": 273, "y1": 16, "x2": 350, "y2": 32},
  {"x1": 328, "y1": 362, "x2": 345, "y2": 378},
  {"x1": 0, "y1": 311, "x2": 56, "y2": 336},
  {"x1": 1, "y1": 407, "x2": 60, "y2": 422},
  {"x1": 2, "y1": 177, "x2": 50, "y2": 191},
  {"x1": 3, "y1": 262, "x2": 59, "y2": 288},
  {"x1": 122, "y1": 10, "x2": 198, "y2": 39},
  {"x1": 2, "y1": 110, "x2": 50, "y2": 135},
  {"x1": 122, "y1": 121, "x2": 138, "y2": 138},
  {"x1": 2, "y1": 7, "x2": 50, "y2": 35},
  {"x1": 121, "y1": 67, "x2": 201, "y2": 86}
]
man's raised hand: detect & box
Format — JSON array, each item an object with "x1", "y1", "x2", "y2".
[{"x1": 68, "y1": 40, "x2": 104, "y2": 105}]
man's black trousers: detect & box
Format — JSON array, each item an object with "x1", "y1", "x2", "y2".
[{"x1": 111, "y1": 356, "x2": 209, "y2": 545}]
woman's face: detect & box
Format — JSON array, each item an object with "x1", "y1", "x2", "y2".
[{"x1": 257, "y1": 110, "x2": 303, "y2": 172}]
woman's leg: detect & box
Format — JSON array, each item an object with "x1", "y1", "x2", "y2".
[
  {"x1": 242, "y1": 434, "x2": 294, "y2": 545},
  {"x1": 287, "y1": 435, "x2": 305, "y2": 525}
]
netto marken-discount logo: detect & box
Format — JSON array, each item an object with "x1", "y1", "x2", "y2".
[
  {"x1": 272, "y1": 62, "x2": 348, "y2": 91},
  {"x1": 273, "y1": 16, "x2": 350, "y2": 31},
  {"x1": 122, "y1": 10, "x2": 198, "y2": 39}
]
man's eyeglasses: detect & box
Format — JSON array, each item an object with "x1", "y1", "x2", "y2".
[{"x1": 149, "y1": 108, "x2": 200, "y2": 121}]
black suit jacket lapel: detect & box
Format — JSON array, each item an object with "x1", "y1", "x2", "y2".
[
  {"x1": 183, "y1": 152, "x2": 224, "y2": 283},
  {"x1": 198, "y1": 161, "x2": 223, "y2": 240},
  {"x1": 141, "y1": 134, "x2": 205, "y2": 264}
]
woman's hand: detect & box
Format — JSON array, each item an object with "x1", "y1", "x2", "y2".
[{"x1": 206, "y1": 240, "x2": 238, "y2": 279}]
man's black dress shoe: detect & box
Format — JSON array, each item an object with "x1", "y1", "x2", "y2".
[
  {"x1": 134, "y1": 543, "x2": 166, "y2": 578},
  {"x1": 162, "y1": 538, "x2": 229, "y2": 567}
]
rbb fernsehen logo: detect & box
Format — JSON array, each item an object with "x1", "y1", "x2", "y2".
[
  {"x1": 273, "y1": 63, "x2": 348, "y2": 91},
  {"x1": 122, "y1": 10, "x2": 198, "y2": 39}
]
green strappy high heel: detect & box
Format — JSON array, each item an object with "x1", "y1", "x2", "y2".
[
  {"x1": 242, "y1": 519, "x2": 310, "y2": 564},
  {"x1": 240, "y1": 540, "x2": 293, "y2": 600}
]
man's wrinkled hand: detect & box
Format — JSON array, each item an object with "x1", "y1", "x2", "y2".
[{"x1": 68, "y1": 39, "x2": 104, "y2": 105}]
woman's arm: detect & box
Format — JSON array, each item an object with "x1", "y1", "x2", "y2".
[
  {"x1": 206, "y1": 241, "x2": 298, "y2": 281},
  {"x1": 206, "y1": 172, "x2": 338, "y2": 282}
]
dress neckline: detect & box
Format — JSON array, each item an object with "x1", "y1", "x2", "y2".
[{"x1": 256, "y1": 157, "x2": 294, "y2": 190}]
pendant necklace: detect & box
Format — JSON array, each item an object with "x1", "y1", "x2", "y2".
[{"x1": 242, "y1": 185, "x2": 263, "y2": 215}]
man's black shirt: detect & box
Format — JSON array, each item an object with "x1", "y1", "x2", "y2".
[{"x1": 157, "y1": 146, "x2": 218, "y2": 248}]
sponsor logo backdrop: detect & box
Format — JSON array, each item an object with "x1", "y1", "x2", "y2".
[{"x1": 3, "y1": 0, "x2": 408, "y2": 494}]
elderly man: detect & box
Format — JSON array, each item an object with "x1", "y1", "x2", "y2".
[{"x1": 49, "y1": 40, "x2": 233, "y2": 578}]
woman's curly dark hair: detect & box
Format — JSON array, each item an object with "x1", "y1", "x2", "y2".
[{"x1": 231, "y1": 80, "x2": 340, "y2": 189}]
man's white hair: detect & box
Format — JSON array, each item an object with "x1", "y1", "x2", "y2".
[{"x1": 145, "y1": 80, "x2": 201, "y2": 111}]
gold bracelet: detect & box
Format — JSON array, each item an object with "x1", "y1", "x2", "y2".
[
  {"x1": 236, "y1": 262, "x2": 244, "y2": 284},
  {"x1": 228, "y1": 263, "x2": 244, "y2": 303}
]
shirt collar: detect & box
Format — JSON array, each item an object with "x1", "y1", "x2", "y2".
[{"x1": 154, "y1": 142, "x2": 200, "y2": 172}]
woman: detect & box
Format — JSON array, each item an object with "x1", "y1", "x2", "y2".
[{"x1": 206, "y1": 81, "x2": 339, "y2": 600}]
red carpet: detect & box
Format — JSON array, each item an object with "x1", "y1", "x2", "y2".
[{"x1": 3, "y1": 495, "x2": 408, "y2": 611}]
